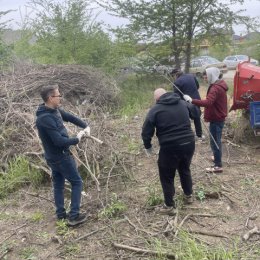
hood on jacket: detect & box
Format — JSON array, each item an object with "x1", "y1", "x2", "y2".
[
  {"x1": 206, "y1": 67, "x2": 221, "y2": 84},
  {"x1": 36, "y1": 104, "x2": 56, "y2": 116},
  {"x1": 157, "y1": 92, "x2": 181, "y2": 105},
  {"x1": 214, "y1": 79, "x2": 229, "y2": 92}
]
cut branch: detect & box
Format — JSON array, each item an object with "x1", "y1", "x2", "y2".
[{"x1": 113, "y1": 243, "x2": 176, "y2": 259}]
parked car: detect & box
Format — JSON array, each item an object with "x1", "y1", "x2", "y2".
[
  {"x1": 189, "y1": 57, "x2": 228, "y2": 77},
  {"x1": 153, "y1": 64, "x2": 174, "y2": 75},
  {"x1": 223, "y1": 55, "x2": 259, "y2": 69}
]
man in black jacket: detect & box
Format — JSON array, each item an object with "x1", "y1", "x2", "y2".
[
  {"x1": 171, "y1": 68, "x2": 204, "y2": 140},
  {"x1": 142, "y1": 88, "x2": 197, "y2": 215},
  {"x1": 36, "y1": 84, "x2": 89, "y2": 226}
]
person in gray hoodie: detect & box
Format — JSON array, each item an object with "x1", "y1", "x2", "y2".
[
  {"x1": 36, "y1": 84, "x2": 90, "y2": 226},
  {"x1": 142, "y1": 88, "x2": 199, "y2": 215},
  {"x1": 184, "y1": 67, "x2": 228, "y2": 173}
]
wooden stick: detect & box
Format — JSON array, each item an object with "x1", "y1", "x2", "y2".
[
  {"x1": 0, "y1": 224, "x2": 27, "y2": 245},
  {"x1": 113, "y1": 243, "x2": 176, "y2": 259},
  {"x1": 189, "y1": 229, "x2": 229, "y2": 239},
  {"x1": 24, "y1": 192, "x2": 55, "y2": 204},
  {"x1": 75, "y1": 227, "x2": 107, "y2": 242},
  {"x1": 242, "y1": 226, "x2": 260, "y2": 241},
  {"x1": 0, "y1": 247, "x2": 12, "y2": 260},
  {"x1": 227, "y1": 140, "x2": 240, "y2": 147},
  {"x1": 175, "y1": 213, "x2": 217, "y2": 237},
  {"x1": 87, "y1": 135, "x2": 103, "y2": 144}
]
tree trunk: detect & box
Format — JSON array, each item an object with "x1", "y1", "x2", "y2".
[
  {"x1": 184, "y1": 2, "x2": 194, "y2": 73},
  {"x1": 171, "y1": 2, "x2": 181, "y2": 69}
]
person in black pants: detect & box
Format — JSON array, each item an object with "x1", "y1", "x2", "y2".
[
  {"x1": 171, "y1": 68, "x2": 204, "y2": 140},
  {"x1": 141, "y1": 88, "x2": 198, "y2": 215}
]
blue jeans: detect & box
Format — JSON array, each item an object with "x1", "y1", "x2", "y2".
[
  {"x1": 47, "y1": 154, "x2": 83, "y2": 219},
  {"x1": 209, "y1": 121, "x2": 224, "y2": 167}
]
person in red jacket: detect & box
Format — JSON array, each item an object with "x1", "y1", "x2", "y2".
[{"x1": 183, "y1": 67, "x2": 228, "y2": 173}]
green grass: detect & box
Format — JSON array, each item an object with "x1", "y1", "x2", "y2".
[
  {"x1": 146, "y1": 184, "x2": 164, "y2": 207},
  {"x1": 20, "y1": 247, "x2": 37, "y2": 260},
  {"x1": 116, "y1": 74, "x2": 169, "y2": 116},
  {"x1": 0, "y1": 156, "x2": 45, "y2": 199},
  {"x1": 147, "y1": 231, "x2": 240, "y2": 260},
  {"x1": 176, "y1": 231, "x2": 238, "y2": 260},
  {"x1": 99, "y1": 193, "x2": 127, "y2": 219}
]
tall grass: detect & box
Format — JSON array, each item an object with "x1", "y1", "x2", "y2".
[
  {"x1": 0, "y1": 156, "x2": 45, "y2": 199},
  {"x1": 148, "y1": 231, "x2": 240, "y2": 260},
  {"x1": 116, "y1": 73, "x2": 169, "y2": 116}
]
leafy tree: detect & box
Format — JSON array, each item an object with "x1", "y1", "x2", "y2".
[
  {"x1": 0, "y1": 9, "x2": 13, "y2": 69},
  {"x1": 23, "y1": 0, "x2": 112, "y2": 66},
  {"x1": 236, "y1": 33, "x2": 260, "y2": 62},
  {"x1": 98, "y1": 0, "x2": 258, "y2": 71}
]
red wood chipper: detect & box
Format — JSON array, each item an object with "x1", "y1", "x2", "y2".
[{"x1": 230, "y1": 61, "x2": 260, "y2": 136}]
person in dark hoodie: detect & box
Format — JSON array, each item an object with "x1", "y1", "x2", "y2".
[
  {"x1": 142, "y1": 88, "x2": 198, "y2": 215},
  {"x1": 183, "y1": 67, "x2": 228, "y2": 173},
  {"x1": 36, "y1": 84, "x2": 90, "y2": 226},
  {"x1": 171, "y1": 68, "x2": 204, "y2": 141}
]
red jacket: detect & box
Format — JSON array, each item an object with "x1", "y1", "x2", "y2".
[{"x1": 192, "y1": 80, "x2": 228, "y2": 122}]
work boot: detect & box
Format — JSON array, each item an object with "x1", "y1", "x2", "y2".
[
  {"x1": 67, "y1": 213, "x2": 87, "y2": 227},
  {"x1": 156, "y1": 204, "x2": 177, "y2": 216},
  {"x1": 184, "y1": 194, "x2": 193, "y2": 204}
]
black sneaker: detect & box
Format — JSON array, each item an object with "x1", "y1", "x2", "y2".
[
  {"x1": 57, "y1": 212, "x2": 67, "y2": 220},
  {"x1": 67, "y1": 213, "x2": 87, "y2": 226}
]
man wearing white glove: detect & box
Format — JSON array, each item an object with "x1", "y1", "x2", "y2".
[
  {"x1": 77, "y1": 130, "x2": 86, "y2": 141},
  {"x1": 84, "y1": 126, "x2": 91, "y2": 136},
  {"x1": 36, "y1": 85, "x2": 90, "y2": 226},
  {"x1": 183, "y1": 94, "x2": 192, "y2": 103},
  {"x1": 171, "y1": 68, "x2": 204, "y2": 140}
]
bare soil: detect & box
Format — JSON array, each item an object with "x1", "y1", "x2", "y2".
[
  {"x1": 0, "y1": 67, "x2": 259, "y2": 259},
  {"x1": 0, "y1": 110, "x2": 260, "y2": 260}
]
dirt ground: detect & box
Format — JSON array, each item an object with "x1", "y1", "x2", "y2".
[{"x1": 0, "y1": 105, "x2": 260, "y2": 260}]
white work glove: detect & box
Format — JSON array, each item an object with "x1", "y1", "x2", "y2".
[
  {"x1": 144, "y1": 147, "x2": 153, "y2": 157},
  {"x1": 183, "y1": 94, "x2": 192, "y2": 103},
  {"x1": 84, "y1": 126, "x2": 90, "y2": 136},
  {"x1": 76, "y1": 130, "x2": 85, "y2": 141}
]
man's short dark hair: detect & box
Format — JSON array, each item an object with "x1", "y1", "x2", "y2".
[
  {"x1": 171, "y1": 68, "x2": 183, "y2": 77},
  {"x1": 40, "y1": 85, "x2": 59, "y2": 102}
]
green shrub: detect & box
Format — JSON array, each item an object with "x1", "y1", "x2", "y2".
[
  {"x1": 99, "y1": 193, "x2": 127, "y2": 219},
  {"x1": 116, "y1": 74, "x2": 168, "y2": 116},
  {"x1": 146, "y1": 184, "x2": 163, "y2": 207},
  {"x1": 0, "y1": 156, "x2": 45, "y2": 199},
  {"x1": 176, "y1": 231, "x2": 238, "y2": 260}
]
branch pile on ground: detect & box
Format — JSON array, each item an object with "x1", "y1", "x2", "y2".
[{"x1": 0, "y1": 63, "x2": 120, "y2": 172}]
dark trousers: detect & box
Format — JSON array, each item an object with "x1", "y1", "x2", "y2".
[
  {"x1": 158, "y1": 141, "x2": 195, "y2": 207},
  {"x1": 47, "y1": 154, "x2": 83, "y2": 219},
  {"x1": 193, "y1": 108, "x2": 202, "y2": 137},
  {"x1": 209, "y1": 121, "x2": 224, "y2": 167}
]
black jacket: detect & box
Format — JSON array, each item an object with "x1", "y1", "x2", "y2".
[
  {"x1": 174, "y1": 73, "x2": 201, "y2": 100},
  {"x1": 36, "y1": 104, "x2": 87, "y2": 161},
  {"x1": 142, "y1": 92, "x2": 198, "y2": 149}
]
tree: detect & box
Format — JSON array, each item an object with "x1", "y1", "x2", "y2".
[
  {"x1": 0, "y1": 9, "x2": 13, "y2": 69},
  {"x1": 24, "y1": 0, "x2": 112, "y2": 65},
  {"x1": 98, "y1": 0, "x2": 258, "y2": 71}
]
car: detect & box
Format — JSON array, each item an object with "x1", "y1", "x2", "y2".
[
  {"x1": 223, "y1": 55, "x2": 259, "y2": 69},
  {"x1": 189, "y1": 57, "x2": 228, "y2": 77},
  {"x1": 153, "y1": 64, "x2": 174, "y2": 75}
]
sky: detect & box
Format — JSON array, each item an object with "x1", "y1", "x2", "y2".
[{"x1": 0, "y1": 0, "x2": 260, "y2": 34}]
